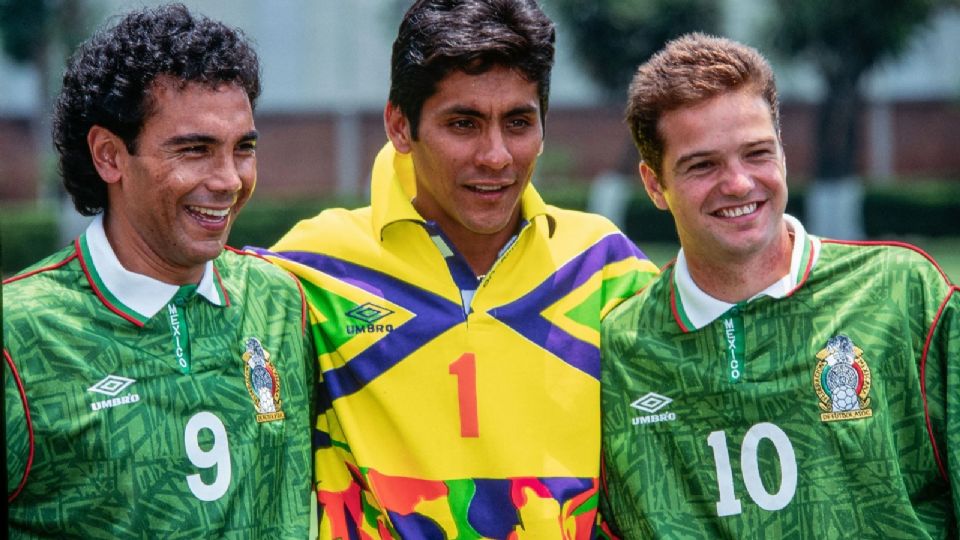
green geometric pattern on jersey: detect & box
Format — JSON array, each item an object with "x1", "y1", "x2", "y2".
[
  {"x1": 601, "y1": 240, "x2": 960, "y2": 539},
  {"x1": 4, "y1": 244, "x2": 314, "y2": 539}
]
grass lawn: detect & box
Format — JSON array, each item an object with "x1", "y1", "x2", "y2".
[{"x1": 638, "y1": 237, "x2": 960, "y2": 283}]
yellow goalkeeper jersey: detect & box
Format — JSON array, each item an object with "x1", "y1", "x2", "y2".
[{"x1": 260, "y1": 143, "x2": 658, "y2": 539}]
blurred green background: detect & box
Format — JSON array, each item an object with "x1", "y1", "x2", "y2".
[{"x1": 4, "y1": 184, "x2": 958, "y2": 280}]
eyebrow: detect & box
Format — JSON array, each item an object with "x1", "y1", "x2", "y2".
[
  {"x1": 441, "y1": 105, "x2": 539, "y2": 118},
  {"x1": 673, "y1": 137, "x2": 777, "y2": 172},
  {"x1": 163, "y1": 130, "x2": 259, "y2": 147},
  {"x1": 673, "y1": 151, "x2": 714, "y2": 172}
]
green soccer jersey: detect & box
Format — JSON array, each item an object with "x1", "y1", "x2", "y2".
[
  {"x1": 601, "y1": 218, "x2": 960, "y2": 539},
  {"x1": 4, "y1": 216, "x2": 315, "y2": 539}
]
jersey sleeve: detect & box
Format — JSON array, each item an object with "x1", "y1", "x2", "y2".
[
  {"x1": 310, "y1": 316, "x2": 388, "y2": 537},
  {"x1": 917, "y1": 276, "x2": 960, "y2": 526},
  {"x1": 938, "y1": 287, "x2": 960, "y2": 523},
  {"x1": 5, "y1": 348, "x2": 31, "y2": 500},
  {"x1": 313, "y1": 395, "x2": 379, "y2": 537},
  {"x1": 598, "y1": 233, "x2": 659, "y2": 321},
  {"x1": 593, "y1": 234, "x2": 657, "y2": 538},
  {"x1": 295, "y1": 285, "x2": 389, "y2": 538}
]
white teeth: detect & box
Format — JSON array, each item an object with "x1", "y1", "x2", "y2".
[
  {"x1": 472, "y1": 185, "x2": 503, "y2": 192},
  {"x1": 716, "y1": 202, "x2": 757, "y2": 218},
  {"x1": 188, "y1": 206, "x2": 230, "y2": 218}
]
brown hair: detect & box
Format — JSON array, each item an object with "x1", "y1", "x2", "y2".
[{"x1": 626, "y1": 32, "x2": 779, "y2": 178}]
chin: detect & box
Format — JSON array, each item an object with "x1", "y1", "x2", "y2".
[{"x1": 188, "y1": 241, "x2": 228, "y2": 264}]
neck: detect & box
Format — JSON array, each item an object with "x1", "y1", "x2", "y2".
[
  {"x1": 103, "y1": 221, "x2": 204, "y2": 286},
  {"x1": 411, "y1": 195, "x2": 522, "y2": 278},
  {"x1": 685, "y1": 233, "x2": 794, "y2": 304},
  {"x1": 447, "y1": 225, "x2": 517, "y2": 277}
]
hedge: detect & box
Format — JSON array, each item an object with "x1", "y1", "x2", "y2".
[
  {"x1": 2, "y1": 182, "x2": 958, "y2": 276},
  {"x1": 0, "y1": 196, "x2": 362, "y2": 276},
  {"x1": 620, "y1": 181, "x2": 960, "y2": 243}
]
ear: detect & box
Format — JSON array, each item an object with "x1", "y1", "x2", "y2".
[
  {"x1": 87, "y1": 126, "x2": 128, "y2": 184},
  {"x1": 639, "y1": 161, "x2": 669, "y2": 211},
  {"x1": 384, "y1": 101, "x2": 412, "y2": 154}
]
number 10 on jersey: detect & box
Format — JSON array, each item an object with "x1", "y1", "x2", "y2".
[{"x1": 707, "y1": 422, "x2": 797, "y2": 517}]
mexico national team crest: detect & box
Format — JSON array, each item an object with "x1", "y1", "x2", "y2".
[
  {"x1": 242, "y1": 337, "x2": 285, "y2": 423},
  {"x1": 813, "y1": 335, "x2": 872, "y2": 422}
]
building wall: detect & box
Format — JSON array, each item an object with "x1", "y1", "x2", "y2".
[
  {"x1": 0, "y1": 118, "x2": 38, "y2": 200},
  {"x1": 1, "y1": 1, "x2": 958, "y2": 202},
  {"x1": 893, "y1": 101, "x2": 960, "y2": 176},
  {"x1": 2, "y1": 99, "x2": 958, "y2": 202}
]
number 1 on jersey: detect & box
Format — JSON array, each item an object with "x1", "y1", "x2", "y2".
[{"x1": 449, "y1": 353, "x2": 479, "y2": 437}]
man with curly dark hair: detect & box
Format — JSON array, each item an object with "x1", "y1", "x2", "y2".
[{"x1": 4, "y1": 4, "x2": 314, "y2": 538}]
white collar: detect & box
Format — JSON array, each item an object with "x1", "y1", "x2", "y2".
[
  {"x1": 673, "y1": 215, "x2": 820, "y2": 330},
  {"x1": 83, "y1": 214, "x2": 224, "y2": 321}
]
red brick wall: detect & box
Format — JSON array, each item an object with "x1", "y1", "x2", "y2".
[
  {"x1": 0, "y1": 117, "x2": 39, "y2": 200},
  {"x1": 2, "y1": 100, "x2": 958, "y2": 202},
  {"x1": 893, "y1": 101, "x2": 960, "y2": 176}
]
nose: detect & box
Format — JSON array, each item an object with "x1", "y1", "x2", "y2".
[
  {"x1": 208, "y1": 153, "x2": 246, "y2": 194},
  {"x1": 719, "y1": 160, "x2": 754, "y2": 197},
  {"x1": 476, "y1": 128, "x2": 512, "y2": 170}
]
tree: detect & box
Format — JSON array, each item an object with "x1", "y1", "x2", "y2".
[
  {"x1": 0, "y1": 0, "x2": 89, "y2": 200},
  {"x1": 547, "y1": 0, "x2": 721, "y2": 229},
  {"x1": 549, "y1": 0, "x2": 722, "y2": 102},
  {"x1": 763, "y1": 0, "x2": 953, "y2": 238},
  {"x1": 1, "y1": 0, "x2": 93, "y2": 242}
]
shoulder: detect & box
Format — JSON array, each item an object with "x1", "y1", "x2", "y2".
[
  {"x1": 258, "y1": 206, "x2": 383, "y2": 280},
  {"x1": 3, "y1": 243, "x2": 81, "y2": 305},
  {"x1": 4, "y1": 245, "x2": 85, "y2": 381},
  {"x1": 600, "y1": 270, "x2": 675, "y2": 360},
  {"x1": 813, "y1": 240, "x2": 955, "y2": 328},
  {"x1": 270, "y1": 206, "x2": 375, "y2": 254},
  {"x1": 604, "y1": 267, "x2": 671, "y2": 324},
  {"x1": 215, "y1": 247, "x2": 304, "y2": 300},
  {"x1": 546, "y1": 205, "x2": 623, "y2": 238},
  {"x1": 819, "y1": 239, "x2": 952, "y2": 286},
  {"x1": 541, "y1": 206, "x2": 642, "y2": 255}
]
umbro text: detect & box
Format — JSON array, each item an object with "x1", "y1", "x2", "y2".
[
  {"x1": 632, "y1": 412, "x2": 676, "y2": 425},
  {"x1": 90, "y1": 393, "x2": 141, "y2": 411},
  {"x1": 346, "y1": 324, "x2": 394, "y2": 335}
]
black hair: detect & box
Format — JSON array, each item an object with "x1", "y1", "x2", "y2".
[
  {"x1": 388, "y1": 0, "x2": 555, "y2": 139},
  {"x1": 53, "y1": 3, "x2": 261, "y2": 215}
]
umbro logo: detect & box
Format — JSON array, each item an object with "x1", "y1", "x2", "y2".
[
  {"x1": 88, "y1": 374, "x2": 140, "y2": 411},
  {"x1": 630, "y1": 392, "x2": 672, "y2": 413},
  {"x1": 88, "y1": 375, "x2": 135, "y2": 396},
  {"x1": 346, "y1": 302, "x2": 395, "y2": 335},
  {"x1": 346, "y1": 302, "x2": 394, "y2": 324},
  {"x1": 630, "y1": 392, "x2": 676, "y2": 426}
]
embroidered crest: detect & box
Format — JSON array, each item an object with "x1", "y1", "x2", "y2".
[
  {"x1": 242, "y1": 337, "x2": 285, "y2": 423},
  {"x1": 813, "y1": 335, "x2": 872, "y2": 422}
]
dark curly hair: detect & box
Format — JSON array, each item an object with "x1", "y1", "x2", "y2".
[
  {"x1": 53, "y1": 3, "x2": 261, "y2": 216},
  {"x1": 389, "y1": 0, "x2": 555, "y2": 140}
]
